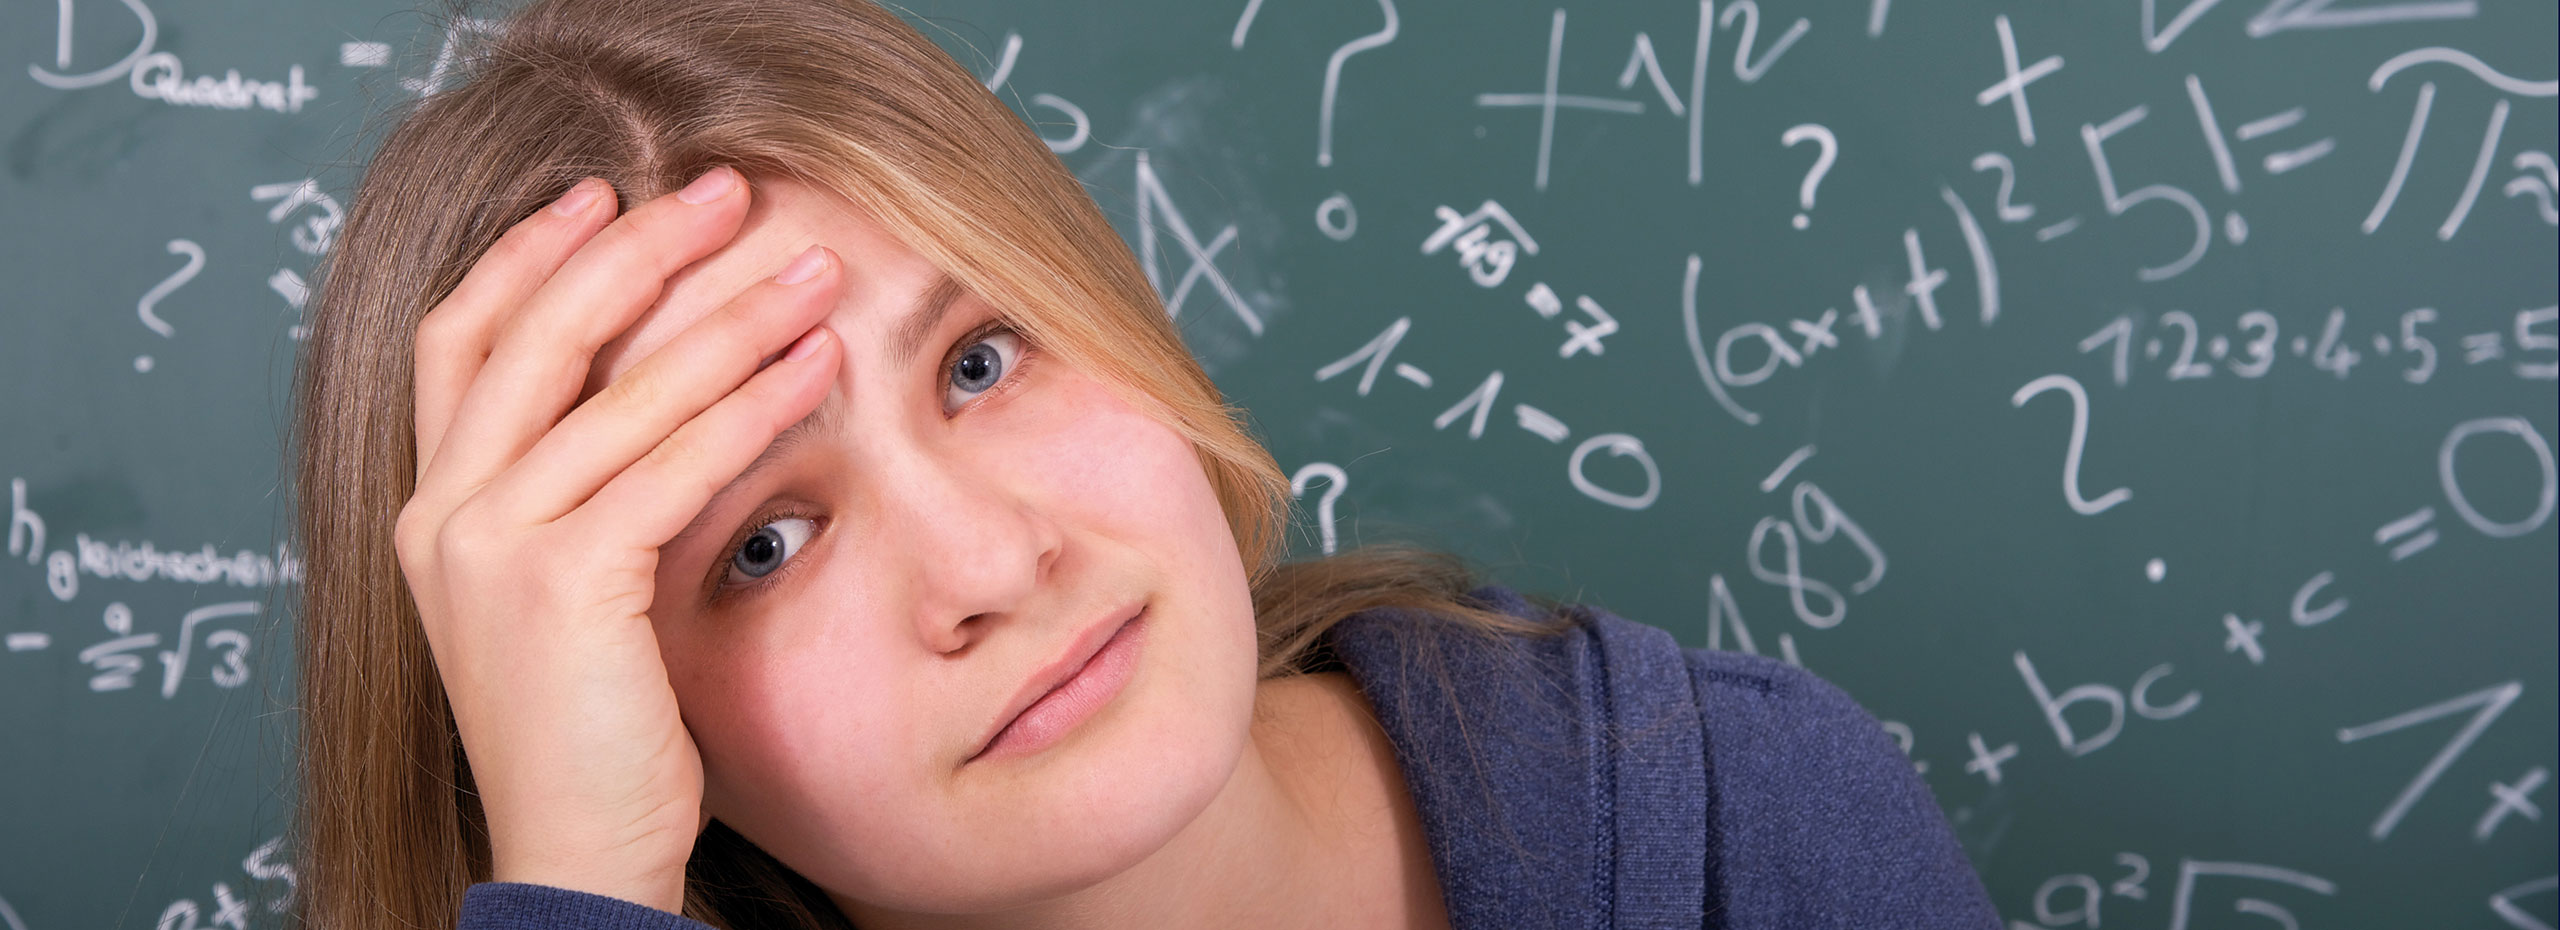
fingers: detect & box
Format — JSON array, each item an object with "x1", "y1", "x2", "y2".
[
  {"x1": 476, "y1": 245, "x2": 844, "y2": 524},
  {"x1": 414, "y1": 178, "x2": 618, "y2": 474},
  {"x1": 418, "y1": 166, "x2": 754, "y2": 506},
  {"x1": 566, "y1": 323, "x2": 839, "y2": 555}
]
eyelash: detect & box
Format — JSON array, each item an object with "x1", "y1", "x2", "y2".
[{"x1": 702, "y1": 320, "x2": 1038, "y2": 607}]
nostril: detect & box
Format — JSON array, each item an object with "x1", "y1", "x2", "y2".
[{"x1": 942, "y1": 613, "x2": 992, "y2": 654}]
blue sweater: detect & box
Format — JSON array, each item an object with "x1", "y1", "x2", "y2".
[{"x1": 459, "y1": 586, "x2": 2000, "y2": 928}]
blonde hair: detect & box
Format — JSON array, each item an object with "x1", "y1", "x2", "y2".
[{"x1": 288, "y1": 0, "x2": 1572, "y2": 926}]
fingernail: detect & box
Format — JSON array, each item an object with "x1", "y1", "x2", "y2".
[
  {"x1": 549, "y1": 179, "x2": 603, "y2": 216},
  {"x1": 784, "y1": 326, "x2": 831, "y2": 362},
  {"x1": 677, "y1": 167, "x2": 736, "y2": 204},
  {"x1": 774, "y1": 245, "x2": 828, "y2": 285}
]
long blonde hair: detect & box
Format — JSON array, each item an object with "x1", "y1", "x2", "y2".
[{"x1": 289, "y1": 0, "x2": 1573, "y2": 926}]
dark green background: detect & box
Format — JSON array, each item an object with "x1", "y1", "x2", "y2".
[{"x1": 4, "y1": 0, "x2": 2553, "y2": 925}]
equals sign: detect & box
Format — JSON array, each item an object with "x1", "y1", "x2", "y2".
[
  {"x1": 2464, "y1": 332, "x2": 2504, "y2": 364},
  {"x1": 2374, "y1": 507, "x2": 2438, "y2": 561}
]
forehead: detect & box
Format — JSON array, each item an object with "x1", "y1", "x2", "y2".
[{"x1": 587, "y1": 177, "x2": 929, "y2": 391}]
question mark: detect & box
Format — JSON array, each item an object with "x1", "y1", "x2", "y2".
[
  {"x1": 135, "y1": 238, "x2": 205, "y2": 373},
  {"x1": 1780, "y1": 124, "x2": 1837, "y2": 230},
  {"x1": 1317, "y1": 0, "x2": 1396, "y2": 167},
  {"x1": 1235, "y1": 0, "x2": 1398, "y2": 167},
  {"x1": 1289, "y1": 462, "x2": 1349, "y2": 555}
]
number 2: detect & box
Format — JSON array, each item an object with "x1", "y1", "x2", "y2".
[
  {"x1": 1971, "y1": 152, "x2": 2038, "y2": 222},
  {"x1": 2111, "y1": 852, "x2": 2151, "y2": 900},
  {"x1": 2158, "y1": 311, "x2": 2211, "y2": 380},
  {"x1": 2011, "y1": 374, "x2": 2133, "y2": 515}
]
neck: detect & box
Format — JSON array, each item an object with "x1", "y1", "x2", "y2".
[{"x1": 833, "y1": 672, "x2": 1448, "y2": 930}]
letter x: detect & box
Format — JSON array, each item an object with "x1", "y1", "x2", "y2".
[
  {"x1": 1789, "y1": 310, "x2": 1840, "y2": 357},
  {"x1": 2222, "y1": 614, "x2": 2266, "y2": 665}
]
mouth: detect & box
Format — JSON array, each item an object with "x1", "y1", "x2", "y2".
[{"x1": 966, "y1": 602, "x2": 1147, "y2": 764}]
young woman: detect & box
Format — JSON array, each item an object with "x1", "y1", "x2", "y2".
[{"x1": 288, "y1": 0, "x2": 2001, "y2": 927}]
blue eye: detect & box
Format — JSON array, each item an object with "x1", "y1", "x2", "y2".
[
  {"x1": 726, "y1": 516, "x2": 814, "y2": 585},
  {"x1": 942, "y1": 329, "x2": 1023, "y2": 413}
]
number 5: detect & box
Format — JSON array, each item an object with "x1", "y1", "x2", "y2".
[{"x1": 2082, "y1": 105, "x2": 2210, "y2": 283}]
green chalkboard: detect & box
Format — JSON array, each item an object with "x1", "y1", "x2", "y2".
[{"x1": 4, "y1": 0, "x2": 2554, "y2": 925}]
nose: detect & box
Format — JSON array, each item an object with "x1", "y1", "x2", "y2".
[{"x1": 877, "y1": 442, "x2": 1063, "y2": 654}]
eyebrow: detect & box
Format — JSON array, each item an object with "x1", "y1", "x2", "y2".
[
  {"x1": 678, "y1": 271, "x2": 965, "y2": 544},
  {"x1": 889, "y1": 273, "x2": 968, "y2": 365}
]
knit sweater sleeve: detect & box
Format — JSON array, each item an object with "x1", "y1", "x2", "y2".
[
  {"x1": 458, "y1": 882, "x2": 720, "y2": 930},
  {"x1": 1684, "y1": 648, "x2": 2003, "y2": 928}
]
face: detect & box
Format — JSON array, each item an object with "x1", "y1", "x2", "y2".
[{"x1": 588, "y1": 176, "x2": 1262, "y2": 912}]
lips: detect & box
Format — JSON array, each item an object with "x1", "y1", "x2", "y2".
[{"x1": 968, "y1": 601, "x2": 1145, "y2": 762}]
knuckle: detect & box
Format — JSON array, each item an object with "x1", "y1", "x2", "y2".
[
  {"x1": 412, "y1": 302, "x2": 462, "y2": 354},
  {"x1": 432, "y1": 499, "x2": 504, "y2": 565},
  {"x1": 642, "y1": 430, "x2": 712, "y2": 482},
  {"x1": 735, "y1": 369, "x2": 797, "y2": 414},
  {"x1": 392, "y1": 506, "x2": 435, "y2": 566},
  {"x1": 597, "y1": 363, "x2": 671, "y2": 414},
  {"x1": 435, "y1": 527, "x2": 500, "y2": 574},
  {"x1": 449, "y1": 232, "x2": 545, "y2": 312},
  {"x1": 481, "y1": 227, "x2": 546, "y2": 273},
  {"x1": 597, "y1": 208, "x2": 682, "y2": 269},
  {"x1": 698, "y1": 312, "x2": 768, "y2": 361}
]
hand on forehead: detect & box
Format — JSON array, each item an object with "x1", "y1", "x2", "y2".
[{"x1": 585, "y1": 177, "x2": 929, "y2": 397}]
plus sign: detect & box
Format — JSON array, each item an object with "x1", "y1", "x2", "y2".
[
  {"x1": 1975, "y1": 15, "x2": 2063, "y2": 147},
  {"x1": 1476, "y1": 8, "x2": 1645, "y2": 191},
  {"x1": 2474, "y1": 766, "x2": 2549, "y2": 841},
  {"x1": 1964, "y1": 732, "x2": 2018, "y2": 786},
  {"x1": 2222, "y1": 613, "x2": 2266, "y2": 665}
]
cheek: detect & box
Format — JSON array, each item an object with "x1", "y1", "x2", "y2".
[
  {"x1": 1025, "y1": 371, "x2": 1261, "y2": 725},
  {"x1": 1026, "y1": 375, "x2": 1235, "y2": 567},
  {"x1": 667, "y1": 617, "x2": 921, "y2": 824}
]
